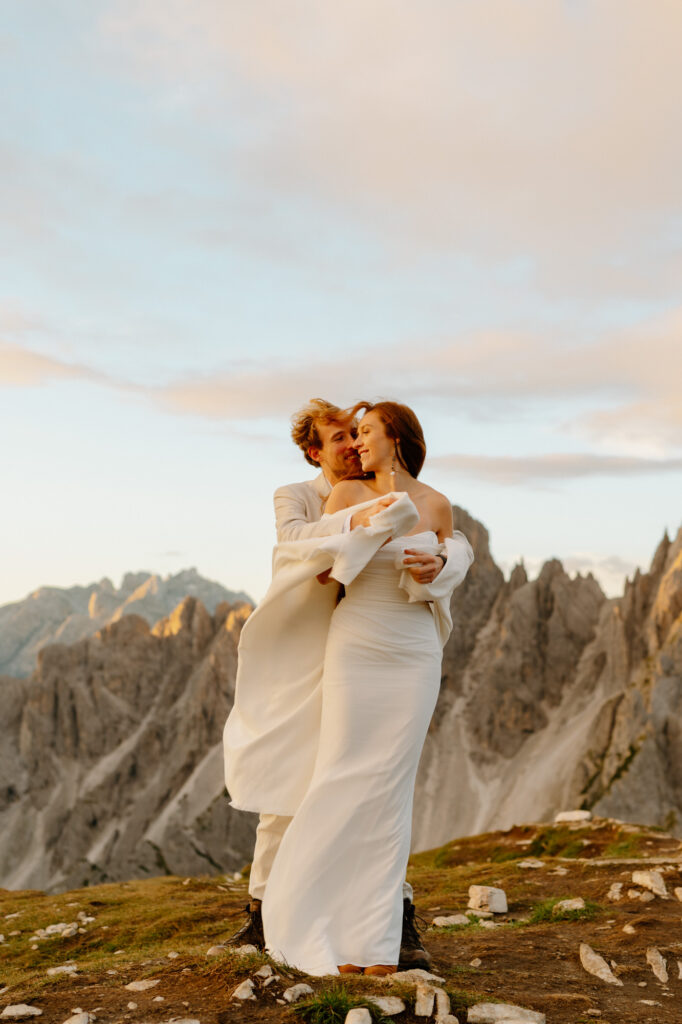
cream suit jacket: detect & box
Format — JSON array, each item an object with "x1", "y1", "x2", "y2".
[{"x1": 273, "y1": 472, "x2": 350, "y2": 542}]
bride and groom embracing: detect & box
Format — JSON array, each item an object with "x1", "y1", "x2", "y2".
[{"x1": 223, "y1": 397, "x2": 474, "y2": 977}]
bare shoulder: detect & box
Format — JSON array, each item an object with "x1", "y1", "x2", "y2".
[
  {"x1": 326, "y1": 478, "x2": 375, "y2": 512},
  {"x1": 415, "y1": 481, "x2": 452, "y2": 512}
]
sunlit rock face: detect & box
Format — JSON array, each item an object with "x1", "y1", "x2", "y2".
[
  {"x1": 0, "y1": 598, "x2": 255, "y2": 892},
  {"x1": 1, "y1": 515, "x2": 680, "y2": 892},
  {"x1": 412, "y1": 519, "x2": 682, "y2": 851},
  {"x1": 0, "y1": 568, "x2": 251, "y2": 679}
]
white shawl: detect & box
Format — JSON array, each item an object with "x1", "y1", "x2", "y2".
[{"x1": 223, "y1": 492, "x2": 474, "y2": 816}]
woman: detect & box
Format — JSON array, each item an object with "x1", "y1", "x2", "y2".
[{"x1": 253, "y1": 401, "x2": 474, "y2": 975}]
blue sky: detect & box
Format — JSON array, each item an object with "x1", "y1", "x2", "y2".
[{"x1": 1, "y1": 0, "x2": 681, "y2": 606}]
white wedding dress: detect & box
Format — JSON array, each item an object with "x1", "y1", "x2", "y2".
[{"x1": 262, "y1": 531, "x2": 442, "y2": 975}]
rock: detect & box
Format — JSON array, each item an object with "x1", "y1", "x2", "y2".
[
  {"x1": 554, "y1": 810, "x2": 592, "y2": 822},
  {"x1": 234, "y1": 944, "x2": 258, "y2": 955},
  {"x1": 470, "y1": 958, "x2": 482, "y2": 968},
  {"x1": 646, "y1": 947, "x2": 668, "y2": 983},
  {"x1": 231, "y1": 979, "x2": 256, "y2": 1001},
  {"x1": 46, "y1": 965, "x2": 78, "y2": 976},
  {"x1": 518, "y1": 859, "x2": 544, "y2": 870},
  {"x1": 466, "y1": 909, "x2": 493, "y2": 919},
  {"x1": 152, "y1": 996, "x2": 164, "y2": 1002},
  {"x1": 632, "y1": 869, "x2": 667, "y2": 898},
  {"x1": 623, "y1": 924, "x2": 636, "y2": 934},
  {"x1": 627, "y1": 888, "x2": 655, "y2": 902},
  {"x1": 61, "y1": 1016, "x2": 89, "y2": 1024},
  {"x1": 553, "y1": 898, "x2": 585, "y2": 913},
  {"x1": 345, "y1": 1011, "x2": 371, "y2": 1024},
  {"x1": 468, "y1": 885, "x2": 508, "y2": 913},
  {"x1": 414, "y1": 984, "x2": 435, "y2": 1017},
  {"x1": 434, "y1": 988, "x2": 451, "y2": 1018},
  {"x1": 205, "y1": 945, "x2": 225, "y2": 957},
  {"x1": 254, "y1": 965, "x2": 274, "y2": 979},
  {"x1": 433, "y1": 914, "x2": 469, "y2": 927},
  {"x1": 283, "y1": 984, "x2": 314, "y2": 1003},
  {"x1": 167, "y1": 951, "x2": 179, "y2": 959},
  {"x1": 674, "y1": 887, "x2": 682, "y2": 902},
  {"x1": 1, "y1": 1009, "x2": 43, "y2": 1020},
  {"x1": 368, "y1": 996, "x2": 406, "y2": 1015},
  {"x1": 551, "y1": 866, "x2": 568, "y2": 876},
  {"x1": 262, "y1": 976, "x2": 280, "y2": 988},
  {"x1": 579, "y1": 944, "x2": 623, "y2": 986},
  {"x1": 479, "y1": 920, "x2": 499, "y2": 929},
  {"x1": 467, "y1": 1003, "x2": 545, "y2": 1023},
  {"x1": 606, "y1": 883, "x2": 623, "y2": 901},
  {"x1": 126, "y1": 1004, "x2": 137, "y2": 1011},
  {"x1": 389, "y1": 969, "x2": 446, "y2": 984},
  {"x1": 124, "y1": 979, "x2": 160, "y2": 992}
]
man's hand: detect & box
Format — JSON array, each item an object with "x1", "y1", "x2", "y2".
[
  {"x1": 403, "y1": 549, "x2": 444, "y2": 584},
  {"x1": 350, "y1": 495, "x2": 397, "y2": 530}
]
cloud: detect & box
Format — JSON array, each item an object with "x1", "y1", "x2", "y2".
[
  {"x1": 99, "y1": 0, "x2": 682, "y2": 299},
  {"x1": 429, "y1": 451, "x2": 682, "y2": 486}
]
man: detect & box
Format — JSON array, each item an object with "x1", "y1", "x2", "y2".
[{"x1": 226, "y1": 398, "x2": 439, "y2": 970}]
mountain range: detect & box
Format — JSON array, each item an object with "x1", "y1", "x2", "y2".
[{"x1": 1, "y1": 513, "x2": 680, "y2": 892}]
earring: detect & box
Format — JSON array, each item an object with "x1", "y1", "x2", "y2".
[{"x1": 390, "y1": 445, "x2": 397, "y2": 491}]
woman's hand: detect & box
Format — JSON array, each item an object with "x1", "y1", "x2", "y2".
[
  {"x1": 350, "y1": 495, "x2": 397, "y2": 530},
  {"x1": 403, "y1": 549, "x2": 444, "y2": 584}
]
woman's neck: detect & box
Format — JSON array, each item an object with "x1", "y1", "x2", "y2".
[{"x1": 373, "y1": 465, "x2": 414, "y2": 494}]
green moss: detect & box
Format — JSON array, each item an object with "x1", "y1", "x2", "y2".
[
  {"x1": 527, "y1": 897, "x2": 602, "y2": 924},
  {"x1": 292, "y1": 982, "x2": 392, "y2": 1024}
]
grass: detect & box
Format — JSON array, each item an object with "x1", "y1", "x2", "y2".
[
  {"x1": 291, "y1": 982, "x2": 392, "y2": 1024},
  {"x1": 526, "y1": 827, "x2": 586, "y2": 859},
  {"x1": 603, "y1": 831, "x2": 644, "y2": 858},
  {"x1": 527, "y1": 898, "x2": 602, "y2": 924}
]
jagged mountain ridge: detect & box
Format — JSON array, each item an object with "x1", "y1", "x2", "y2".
[
  {"x1": 0, "y1": 568, "x2": 251, "y2": 679},
  {"x1": 0, "y1": 509, "x2": 680, "y2": 892}
]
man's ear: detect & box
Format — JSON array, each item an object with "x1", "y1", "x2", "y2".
[{"x1": 307, "y1": 445, "x2": 321, "y2": 465}]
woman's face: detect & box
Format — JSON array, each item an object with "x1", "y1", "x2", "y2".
[{"x1": 352, "y1": 410, "x2": 394, "y2": 473}]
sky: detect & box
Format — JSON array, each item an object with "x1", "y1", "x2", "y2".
[{"x1": 1, "y1": 0, "x2": 681, "y2": 607}]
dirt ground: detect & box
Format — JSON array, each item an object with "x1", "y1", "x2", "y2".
[{"x1": 1, "y1": 818, "x2": 681, "y2": 1023}]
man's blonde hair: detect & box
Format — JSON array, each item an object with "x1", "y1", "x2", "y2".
[{"x1": 291, "y1": 398, "x2": 347, "y2": 466}]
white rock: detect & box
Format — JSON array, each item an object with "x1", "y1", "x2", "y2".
[
  {"x1": 254, "y1": 965, "x2": 274, "y2": 979},
  {"x1": 606, "y1": 883, "x2": 622, "y2": 901},
  {"x1": 433, "y1": 914, "x2": 469, "y2": 927},
  {"x1": 1, "y1": 1009, "x2": 43, "y2": 1020},
  {"x1": 152, "y1": 996, "x2": 164, "y2": 1003},
  {"x1": 639, "y1": 1000, "x2": 662, "y2": 1007},
  {"x1": 46, "y1": 965, "x2": 78, "y2": 977},
  {"x1": 414, "y1": 984, "x2": 435, "y2": 1017},
  {"x1": 623, "y1": 924, "x2": 636, "y2": 935},
  {"x1": 479, "y1": 920, "x2": 499, "y2": 929},
  {"x1": 466, "y1": 909, "x2": 493, "y2": 919},
  {"x1": 166, "y1": 951, "x2": 179, "y2": 959},
  {"x1": 126, "y1": 1004, "x2": 137, "y2": 1011},
  {"x1": 554, "y1": 810, "x2": 592, "y2": 822},
  {"x1": 345, "y1": 1011, "x2": 372, "y2": 1024},
  {"x1": 467, "y1": 1002, "x2": 545, "y2": 1023},
  {"x1": 205, "y1": 945, "x2": 225, "y2": 957},
  {"x1": 163, "y1": 1019, "x2": 201, "y2": 1024},
  {"x1": 124, "y1": 979, "x2": 160, "y2": 992},
  {"x1": 231, "y1": 979, "x2": 256, "y2": 1001},
  {"x1": 553, "y1": 898, "x2": 585, "y2": 913},
  {"x1": 434, "y1": 988, "x2": 451, "y2": 1018},
  {"x1": 106, "y1": 970, "x2": 117, "y2": 976},
  {"x1": 368, "y1": 996, "x2": 406, "y2": 1015},
  {"x1": 62, "y1": 1014, "x2": 89, "y2": 1024},
  {"x1": 627, "y1": 888, "x2": 655, "y2": 902},
  {"x1": 283, "y1": 984, "x2": 314, "y2": 1003},
  {"x1": 468, "y1": 885, "x2": 508, "y2": 914},
  {"x1": 389, "y1": 969, "x2": 445, "y2": 984},
  {"x1": 234, "y1": 944, "x2": 258, "y2": 955},
  {"x1": 470, "y1": 958, "x2": 482, "y2": 968},
  {"x1": 678, "y1": 960, "x2": 682, "y2": 980},
  {"x1": 579, "y1": 944, "x2": 622, "y2": 986},
  {"x1": 632, "y1": 869, "x2": 667, "y2": 898},
  {"x1": 646, "y1": 947, "x2": 668, "y2": 983},
  {"x1": 673, "y1": 886, "x2": 682, "y2": 902},
  {"x1": 262, "y1": 976, "x2": 280, "y2": 987},
  {"x1": 551, "y1": 866, "x2": 568, "y2": 876},
  {"x1": 518, "y1": 859, "x2": 544, "y2": 869}
]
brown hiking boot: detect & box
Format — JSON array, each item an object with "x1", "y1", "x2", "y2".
[
  {"x1": 224, "y1": 899, "x2": 265, "y2": 951},
  {"x1": 398, "y1": 898, "x2": 432, "y2": 971}
]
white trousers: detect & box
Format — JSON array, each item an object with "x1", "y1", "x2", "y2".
[{"x1": 249, "y1": 813, "x2": 413, "y2": 904}]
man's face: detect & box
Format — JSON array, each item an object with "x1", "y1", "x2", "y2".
[{"x1": 309, "y1": 418, "x2": 361, "y2": 484}]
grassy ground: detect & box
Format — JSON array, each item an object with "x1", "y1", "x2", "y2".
[{"x1": 1, "y1": 818, "x2": 681, "y2": 1024}]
